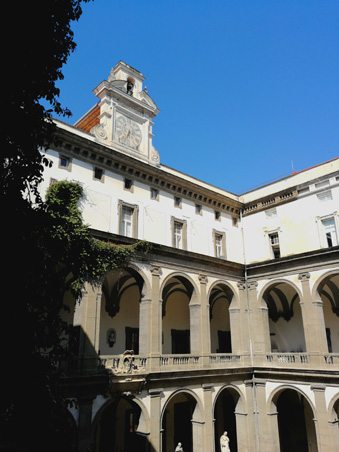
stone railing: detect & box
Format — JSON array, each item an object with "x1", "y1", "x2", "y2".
[
  {"x1": 61, "y1": 352, "x2": 339, "y2": 376},
  {"x1": 262, "y1": 352, "x2": 309, "y2": 367}
]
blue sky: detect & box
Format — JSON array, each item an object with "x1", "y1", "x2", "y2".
[{"x1": 55, "y1": 0, "x2": 339, "y2": 194}]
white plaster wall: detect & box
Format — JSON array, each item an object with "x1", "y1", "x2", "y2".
[
  {"x1": 243, "y1": 182, "x2": 339, "y2": 263},
  {"x1": 41, "y1": 149, "x2": 244, "y2": 262}
]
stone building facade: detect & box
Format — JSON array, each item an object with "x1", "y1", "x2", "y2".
[{"x1": 40, "y1": 61, "x2": 339, "y2": 452}]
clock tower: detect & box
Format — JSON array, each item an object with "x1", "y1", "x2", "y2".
[{"x1": 76, "y1": 61, "x2": 160, "y2": 166}]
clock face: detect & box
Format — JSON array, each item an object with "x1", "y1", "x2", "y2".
[{"x1": 115, "y1": 115, "x2": 142, "y2": 149}]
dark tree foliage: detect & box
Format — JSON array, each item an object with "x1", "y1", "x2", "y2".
[{"x1": 0, "y1": 2, "x2": 147, "y2": 451}]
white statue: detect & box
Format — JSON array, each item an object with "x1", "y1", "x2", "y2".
[
  {"x1": 175, "y1": 442, "x2": 184, "y2": 452},
  {"x1": 220, "y1": 431, "x2": 230, "y2": 452}
]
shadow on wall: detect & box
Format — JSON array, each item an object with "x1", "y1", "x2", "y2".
[{"x1": 59, "y1": 327, "x2": 156, "y2": 452}]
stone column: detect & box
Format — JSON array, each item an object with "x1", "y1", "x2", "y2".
[
  {"x1": 192, "y1": 420, "x2": 205, "y2": 452},
  {"x1": 149, "y1": 388, "x2": 163, "y2": 452},
  {"x1": 252, "y1": 378, "x2": 271, "y2": 452},
  {"x1": 189, "y1": 296, "x2": 201, "y2": 356},
  {"x1": 79, "y1": 284, "x2": 102, "y2": 371},
  {"x1": 149, "y1": 266, "x2": 162, "y2": 370},
  {"x1": 311, "y1": 384, "x2": 337, "y2": 452},
  {"x1": 247, "y1": 280, "x2": 271, "y2": 356},
  {"x1": 198, "y1": 275, "x2": 210, "y2": 357},
  {"x1": 78, "y1": 396, "x2": 95, "y2": 452},
  {"x1": 244, "y1": 379, "x2": 259, "y2": 452},
  {"x1": 139, "y1": 295, "x2": 151, "y2": 355},
  {"x1": 298, "y1": 272, "x2": 328, "y2": 360},
  {"x1": 237, "y1": 282, "x2": 251, "y2": 363},
  {"x1": 202, "y1": 383, "x2": 214, "y2": 452}
]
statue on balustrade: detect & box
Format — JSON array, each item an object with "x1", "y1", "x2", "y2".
[
  {"x1": 175, "y1": 442, "x2": 184, "y2": 451},
  {"x1": 220, "y1": 431, "x2": 230, "y2": 452}
]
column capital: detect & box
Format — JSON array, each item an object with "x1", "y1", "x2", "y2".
[
  {"x1": 298, "y1": 272, "x2": 310, "y2": 281},
  {"x1": 310, "y1": 383, "x2": 326, "y2": 392},
  {"x1": 149, "y1": 388, "x2": 163, "y2": 397},
  {"x1": 150, "y1": 265, "x2": 162, "y2": 276},
  {"x1": 237, "y1": 281, "x2": 246, "y2": 291},
  {"x1": 198, "y1": 274, "x2": 208, "y2": 285},
  {"x1": 247, "y1": 280, "x2": 258, "y2": 290}
]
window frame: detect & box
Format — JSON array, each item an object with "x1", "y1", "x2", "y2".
[
  {"x1": 171, "y1": 217, "x2": 187, "y2": 250},
  {"x1": 268, "y1": 231, "x2": 281, "y2": 259},
  {"x1": 59, "y1": 153, "x2": 72, "y2": 171},
  {"x1": 93, "y1": 166, "x2": 104, "y2": 182},
  {"x1": 212, "y1": 229, "x2": 226, "y2": 259},
  {"x1": 118, "y1": 200, "x2": 138, "y2": 238},
  {"x1": 150, "y1": 187, "x2": 159, "y2": 201},
  {"x1": 124, "y1": 178, "x2": 134, "y2": 192}
]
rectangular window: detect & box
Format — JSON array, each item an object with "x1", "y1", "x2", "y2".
[
  {"x1": 215, "y1": 234, "x2": 223, "y2": 258},
  {"x1": 124, "y1": 178, "x2": 133, "y2": 191},
  {"x1": 213, "y1": 230, "x2": 226, "y2": 258},
  {"x1": 173, "y1": 221, "x2": 183, "y2": 249},
  {"x1": 121, "y1": 207, "x2": 133, "y2": 237},
  {"x1": 94, "y1": 167, "x2": 104, "y2": 181},
  {"x1": 195, "y1": 204, "x2": 202, "y2": 215},
  {"x1": 150, "y1": 188, "x2": 159, "y2": 200},
  {"x1": 171, "y1": 217, "x2": 187, "y2": 249},
  {"x1": 269, "y1": 232, "x2": 280, "y2": 259},
  {"x1": 59, "y1": 154, "x2": 71, "y2": 171},
  {"x1": 317, "y1": 190, "x2": 332, "y2": 202},
  {"x1": 118, "y1": 201, "x2": 138, "y2": 238},
  {"x1": 215, "y1": 211, "x2": 221, "y2": 221},
  {"x1": 322, "y1": 218, "x2": 338, "y2": 247},
  {"x1": 174, "y1": 196, "x2": 182, "y2": 208}
]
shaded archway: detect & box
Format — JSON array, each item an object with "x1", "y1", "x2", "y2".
[
  {"x1": 161, "y1": 275, "x2": 196, "y2": 354},
  {"x1": 161, "y1": 390, "x2": 202, "y2": 452},
  {"x1": 209, "y1": 283, "x2": 235, "y2": 353},
  {"x1": 262, "y1": 281, "x2": 306, "y2": 352},
  {"x1": 214, "y1": 387, "x2": 242, "y2": 452},
  {"x1": 93, "y1": 396, "x2": 149, "y2": 452},
  {"x1": 271, "y1": 388, "x2": 317, "y2": 452},
  {"x1": 316, "y1": 273, "x2": 339, "y2": 352},
  {"x1": 100, "y1": 267, "x2": 145, "y2": 355}
]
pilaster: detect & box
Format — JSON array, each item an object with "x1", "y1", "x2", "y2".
[
  {"x1": 246, "y1": 280, "x2": 271, "y2": 355},
  {"x1": 202, "y1": 383, "x2": 214, "y2": 452},
  {"x1": 298, "y1": 272, "x2": 328, "y2": 358},
  {"x1": 149, "y1": 388, "x2": 163, "y2": 452},
  {"x1": 311, "y1": 384, "x2": 337, "y2": 452},
  {"x1": 149, "y1": 266, "x2": 162, "y2": 370},
  {"x1": 198, "y1": 274, "x2": 210, "y2": 357}
]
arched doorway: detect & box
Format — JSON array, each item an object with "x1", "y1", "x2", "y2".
[
  {"x1": 101, "y1": 268, "x2": 145, "y2": 355},
  {"x1": 94, "y1": 396, "x2": 148, "y2": 452},
  {"x1": 214, "y1": 388, "x2": 239, "y2": 452},
  {"x1": 275, "y1": 389, "x2": 317, "y2": 452},
  {"x1": 162, "y1": 276, "x2": 195, "y2": 354},
  {"x1": 317, "y1": 273, "x2": 339, "y2": 352},
  {"x1": 162, "y1": 391, "x2": 202, "y2": 452},
  {"x1": 209, "y1": 283, "x2": 234, "y2": 353},
  {"x1": 263, "y1": 282, "x2": 306, "y2": 353}
]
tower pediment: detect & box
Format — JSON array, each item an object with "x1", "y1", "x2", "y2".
[{"x1": 75, "y1": 61, "x2": 160, "y2": 166}]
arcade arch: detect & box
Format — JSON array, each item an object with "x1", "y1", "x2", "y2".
[
  {"x1": 213, "y1": 385, "x2": 247, "y2": 452},
  {"x1": 314, "y1": 272, "x2": 339, "y2": 352},
  {"x1": 100, "y1": 267, "x2": 146, "y2": 355},
  {"x1": 209, "y1": 283, "x2": 236, "y2": 353},
  {"x1": 161, "y1": 274, "x2": 198, "y2": 354},
  {"x1": 269, "y1": 387, "x2": 317, "y2": 452},
  {"x1": 262, "y1": 281, "x2": 306, "y2": 353},
  {"x1": 92, "y1": 395, "x2": 149, "y2": 452},
  {"x1": 161, "y1": 390, "x2": 203, "y2": 452}
]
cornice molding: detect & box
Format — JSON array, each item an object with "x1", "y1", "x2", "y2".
[{"x1": 52, "y1": 125, "x2": 242, "y2": 217}]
